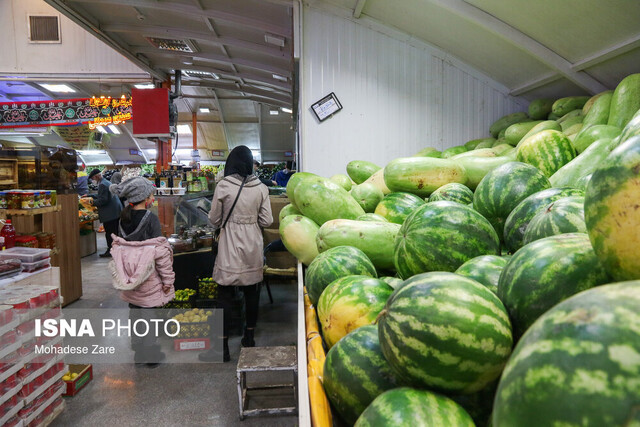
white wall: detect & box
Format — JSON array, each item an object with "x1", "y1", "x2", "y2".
[
  {"x1": 300, "y1": 5, "x2": 527, "y2": 177},
  {"x1": 0, "y1": 0, "x2": 148, "y2": 76}
]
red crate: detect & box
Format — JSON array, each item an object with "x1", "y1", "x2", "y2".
[{"x1": 62, "y1": 364, "x2": 92, "y2": 397}]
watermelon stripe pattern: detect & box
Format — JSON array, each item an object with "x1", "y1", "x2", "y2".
[
  {"x1": 473, "y1": 162, "x2": 551, "y2": 239},
  {"x1": 523, "y1": 196, "x2": 586, "y2": 244},
  {"x1": 323, "y1": 325, "x2": 398, "y2": 425},
  {"x1": 493, "y1": 281, "x2": 640, "y2": 427},
  {"x1": 317, "y1": 275, "x2": 392, "y2": 348},
  {"x1": 516, "y1": 129, "x2": 577, "y2": 177},
  {"x1": 454, "y1": 255, "x2": 507, "y2": 295},
  {"x1": 428, "y1": 183, "x2": 474, "y2": 205},
  {"x1": 503, "y1": 187, "x2": 585, "y2": 253},
  {"x1": 374, "y1": 192, "x2": 425, "y2": 225},
  {"x1": 497, "y1": 233, "x2": 611, "y2": 337},
  {"x1": 378, "y1": 272, "x2": 513, "y2": 394},
  {"x1": 585, "y1": 135, "x2": 640, "y2": 281},
  {"x1": 355, "y1": 388, "x2": 475, "y2": 427},
  {"x1": 393, "y1": 201, "x2": 500, "y2": 279}
]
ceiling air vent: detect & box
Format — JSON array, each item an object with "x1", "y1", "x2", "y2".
[
  {"x1": 145, "y1": 37, "x2": 197, "y2": 53},
  {"x1": 28, "y1": 15, "x2": 61, "y2": 43}
]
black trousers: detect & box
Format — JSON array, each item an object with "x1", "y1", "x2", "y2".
[
  {"x1": 217, "y1": 284, "x2": 260, "y2": 337},
  {"x1": 103, "y1": 219, "x2": 119, "y2": 251}
]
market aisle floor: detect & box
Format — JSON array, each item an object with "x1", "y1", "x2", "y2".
[{"x1": 52, "y1": 235, "x2": 298, "y2": 427}]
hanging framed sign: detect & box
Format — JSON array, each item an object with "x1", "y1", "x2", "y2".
[{"x1": 310, "y1": 92, "x2": 342, "y2": 122}]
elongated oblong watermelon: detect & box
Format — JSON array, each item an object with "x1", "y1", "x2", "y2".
[
  {"x1": 528, "y1": 98, "x2": 554, "y2": 120},
  {"x1": 585, "y1": 135, "x2": 640, "y2": 281},
  {"x1": 454, "y1": 155, "x2": 513, "y2": 190},
  {"x1": 552, "y1": 96, "x2": 590, "y2": 116},
  {"x1": 329, "y1": 173, "x2": 352, "y2": 191},
  {"x1": 374, "y1": 192, "x2": 425, "y2": 225},
  {"x1": 278, "y1": 203, "x2": 301, "y2": 223},
  {"x1": 279, "y1": 215, "x2": 319, "y2": 266},
  {"x1": 323, "y1": 325, "x2": 398, "y2": 425},
  {"x1": 347, "y1": 160, "x2": 381, "y2": 184},
  {"x1": 522, "y1": 196, "x2": 587, "y2": 244},
  {"x1": 473, "y1": 161, "x2": 551, "y2": 239},
  {"x1": 317, "y1": 275, "x2": 392, "y2": 348},
  {"x1": 316, "y1": 219, "x2": 401, "y2": 271},
  {"x1": 497, "y1": 233, "x2": 610, "y2": 337},
  {"x1": 383, "y1": 157, "x2": 467, "y2": 197},
  {"x1": 550, "y1": 137, "x2": 618, "y2": 188},
  {"x1": 294, "y1": 176, "x2": 365, "y2": 225},
  {"x1": 394, "y1": 201, "x2": 500, "y2": 279},
  {"x1": 516, "y1": 130, "x2": 576, "y2": 177},
  {"x1": 286, "y1": 172, "x2": 318, "y2": 208},
  {"x1": 377, "y1": 272, "x2": 513, "y2": 393},
  {"x1": 489, "y1": 112, "x2": 529, "y2": 138},
  {"x1": 503, "y1": 187, "x2": 585, "y2": 253},
  {"x1": 350, "y1": 183, "x2": 385, "y2": 213},
  {"x1": 357, "y1": 213, "x2": 388, "y2": 222},
  {"x1": 441, "y1": 146, "x2": 468, "y2": 158},
  {"x1": 305, "y1": 246, "x2": 377, "y2": 305},
  {"x1": 572, "y1": 124, "x2": 621, "y2": 154},
  {"x1": 493, "y1": 281, "x2": 640, "y2": 427},
  {"x1": 607, "y1": 72, "x2": 640, "y2": 129},
  {"x1": 454, "y1": 255, "x2": 507, "y2": 294},
  {"x1": 355, "y1": 388, "x2": 475, "y2": 427}
]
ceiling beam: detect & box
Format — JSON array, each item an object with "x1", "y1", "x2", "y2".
[
  {"x1": 133, "y1": 46, "x2": 293, "y2": 77},
  {"x1": 572, "y1": 34, "x2": 640, "y2": 72},
  {"x1": 211, "y1": 90, "x2": 231, "y2": 154},
  {"x1": 101, "y1": 24, "x2": 289, "y2": 59},
  {"x1": 430, "y1": 0, "x2": 608, "y2": 94},
  {"x1": 181, "y1": 81, "x2": 291, "y2": 102},
  {"x1": 70, "y1": 0, "x2": 292, "y2": 37},
  {"x1": 44, "y1": 0, "x2": 166, "y2": 81},
  {"x1": 353, "y1": 0, "x2": 367, "y2": 18},
  {"x1": 153, "y1": 62, "x2": 290, "y2": 91},
  {"x1": 178, "y1": 118, "x2": 259, "y2": 124},
  {"x1": 181, "y1": 94, "x2": 290, "y2": 108},
  {"x1": 509, "y1": 72, "x2": 561, "y2": 96}
]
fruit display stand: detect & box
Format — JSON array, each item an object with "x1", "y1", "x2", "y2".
[{"x1": 0, "y1": 267, "x2": 67, "y2": 427}]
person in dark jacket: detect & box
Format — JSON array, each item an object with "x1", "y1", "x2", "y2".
[
  {"x1": 272, "y1": 161, "x2": 295, "y2": 187},
  {"x1": 253, "y1": 160, "x2": 274, "y2": 187},
  {"x1": 88, "y1": 169, "x2": 122, "y2": 257}
]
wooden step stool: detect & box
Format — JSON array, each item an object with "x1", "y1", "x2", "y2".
[{"x1": 236, "y1": 346, "x2": 298, "y2": 420}]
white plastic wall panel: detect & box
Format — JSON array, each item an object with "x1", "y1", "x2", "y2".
[
  {"x1": 301, "y1": 7, "x2": 525, "y2": 177},
  {"x1": 0, "y1": 0, "x2": 148, "y2": 76}
]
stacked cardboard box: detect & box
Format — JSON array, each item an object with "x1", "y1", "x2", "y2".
[{"x1": 263, "y1": 195, "x2": 297, "y2": 269}]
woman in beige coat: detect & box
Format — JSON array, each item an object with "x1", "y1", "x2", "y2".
[{"x1": 201, "y1": 146, "x2": 273, "y2": 362}]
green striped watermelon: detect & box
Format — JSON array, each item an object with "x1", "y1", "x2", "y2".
[
  {"x1": 380, "y1": 276, "x2": 403, "y2": 290},
  {"x1": 516, "y1": 130, "x2": 577, "y2": 177},
  {"x1": 317, "y1": 275, "x2": 392, "y2": 348},
  {"x1": 323, "y1": 325, "x2": 398, "y2": 425},
  {"x1": 585, "y1": 135, "x2": 640, "y2": 281},
  {"x1": 493, "y1": 281, "x2": 640, "y2": 427},
  {"x1": 357, "y1": 213, "x2": 389, "y2": 222},
  {"x1": 378, "y1": 272, "x2": 512, "y2": 393},
  {"x1": 351, "y1": 183, "x2": 385, "y2": 213},
  {"x1": 305, "y1": 246, "x2": 377, "y2": 305},
  {"x1": 355, "y1": 388, "x2": 475, "y2": 427},
  {"x1": 522, "y1": 196, "x2": 586, "y2": 245},
  {"x1": 497, "y1": 233, "x2": 610, "y2": 337},
  {"x1": 428, "y1": 183, "x2": 473, "y2": 205},
  {"x1": 393, "y1": 201, "x2": 500, "y2": 279},
  {"x1": 454, "y1": 255, "x2": 507, "y2": 295},
  {"x1": 473, "y1": 162, "x2": 551, "y2": 239},
  {"x1": 503, "y1": 187, "x2": 585, "y2": 253},
  {"x1": 374, "y1": 192, "x2": 425, "y2": 225}
]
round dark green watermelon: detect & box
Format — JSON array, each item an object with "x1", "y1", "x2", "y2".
[
  {"x1": 393, "y1": 201, "x2": 500, "y2": 279},
  {"x1": 454, "y1": 255, "x2": 507, "y2": 295},
  {"x1": 355, "y1": 387, "x2": 475, "y2": 427},
  {"x1": 305, "y1": 246, "x2": 377, "y2": 305},
  {"x1": 497, "y1": 233, "x2": 610, "y2": 337},
  {"x1": 503, "y1": 187, "x2": 585, "y2": 253},
  {"x1": 523, "y1": 195, "x2": 586, "y2": 244},
  {"x1": 428, "y1": 183, "x2": 474, "y2": 205},
  {"x1": 493, "y1": 281, "x2": 640, "y2": 427},
  {"x1": 317, "y1": 275, "x2": 392, "y2": 348},
  {"x1": 380, "y1": 276, "x2": 403, "y2": 290},
  {"x1": 374, "y1": 192, "x2": 425, "y2": 225},
  {"x1": 585, "y1": 135, "x2": 640, "y2": 281},
  {"x1": 473, "y1": 161, "x2": 551, "y2": 239},
  {"x1": 377, "y1": 272, "x2": 513, "y2": 394},
  {"x1": 323, "y1": 325, "x2": 398, "y2": 425}
]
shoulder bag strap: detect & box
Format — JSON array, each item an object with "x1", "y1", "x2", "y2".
[{"x1": 220, "y1": 176, "x2": 247, "y2": 230}]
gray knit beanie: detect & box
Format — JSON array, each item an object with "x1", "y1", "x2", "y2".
[{"x1": 110, "y1": 176, "x2": 155, "y2": 204}]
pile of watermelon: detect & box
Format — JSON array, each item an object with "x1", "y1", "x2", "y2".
[{"x1": 278, "y1": 73, "x2": 640, "y2": 426}]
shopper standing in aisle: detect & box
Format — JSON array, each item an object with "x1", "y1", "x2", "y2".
[
  {"x1": 88, "y1": 169, "x2": 122, "y2": 257},
  {"x1": 108, "y1": 174, "x2": 175, "y2": 366},
  {"x1": 272, "y1": 161, "x2": 295, "y2": 187},
  {"x1": 200, "y1": 145, "x2": 273, "y2": 362},
  {"x1": 253, "y1": 160, "x2": 275, "y2": 187}
]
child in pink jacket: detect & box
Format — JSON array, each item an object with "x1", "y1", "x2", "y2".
[{"x1": 109, "y1": 175, "x2": 175, "y2": 366}]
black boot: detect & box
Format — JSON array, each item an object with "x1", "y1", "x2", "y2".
[
  {"x1": 198, "y1": 338, "x2": 230, "y2": 362},
  {"x1": 241, "y1": 328, "x2": 255, "y2": 348}
]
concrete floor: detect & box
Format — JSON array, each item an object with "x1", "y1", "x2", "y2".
[{"x1": 51, "y1": 235, "x2": 298, "y2": 427}]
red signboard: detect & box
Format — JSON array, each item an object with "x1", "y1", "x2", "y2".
[{"x1": 131, "y1": 88, "x2": 170, "y2": 137}]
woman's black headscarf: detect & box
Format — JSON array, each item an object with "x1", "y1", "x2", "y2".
[{"x1": 224, "y1": 145, "x2": 254, "y2": 177}]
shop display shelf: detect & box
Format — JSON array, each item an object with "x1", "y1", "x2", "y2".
[
  {"x1": 0, "y1": 398, "x2": 23, "y2": 426},
  {"x1": 0, "y1": 383, "x2": 21, "y2": 406},
  {"x1": 0, "y1": 317, "x2": 19, "y2": 340},
  {"x1": 2, "y1": 206, "x2": 61, "y2": 216},
  {"x1": 22, "y1": 370, "x2": 65, "y2": 406},
  {"x1": 0, "y1": 267, "x2": 54, "y2": 290},
  {"x1": 23, "y1": 386, "x2": 65, "y2": 426}
]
